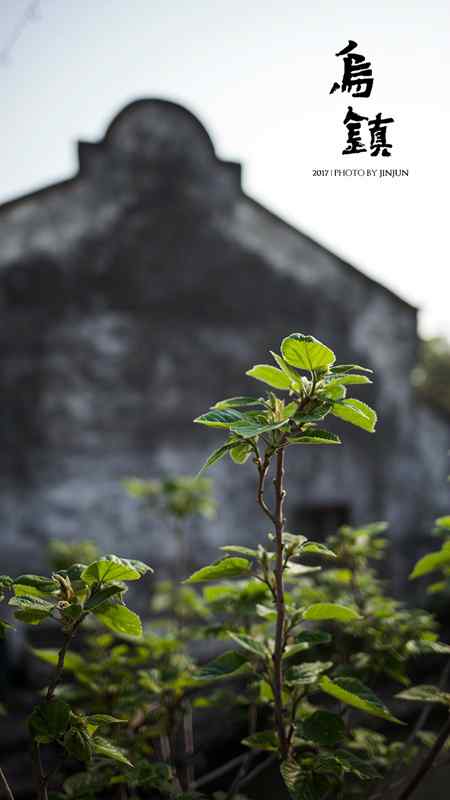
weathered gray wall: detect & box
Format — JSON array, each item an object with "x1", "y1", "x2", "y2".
[{"x1": 0, "y1": 99, "x2": 448, "y2": 578}]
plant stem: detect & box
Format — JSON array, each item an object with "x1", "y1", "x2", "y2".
[
  {"x1": 371, "y1": 658, "x2": 450, "y2": 800},
  {"x1": 272, "y1": 447, "x2": 289, "y2": 759},
  {"x1": 406, "y1": 659, "x2": 450, "y2": 750},
  {"x1": 256, "y1": 454, "x2": 275, "y2": 525},
  {"x1": 32, "y1": 742, "x2": 47, "y2": 800},
  {"x1": 193, "y1": 753, "x2": 249, "y2": 789},
  {"x1": 32, "y1": 615, "x2": 86, "y2": 799},
  {"x1": 0, "y1": 766, "x2": 15, "y2": 800},
  {"x1": 238, "y1": 753, "x2": 278, "y2": 789},
  {"x1": 183, "y1": 701, "x2": 194, "y2": 789},
  {"x1": 46, "y1": 615, "x2": 85, "y2": 702},
  {"x1": 226, "y1": 703, "x2": 257, "y2": 800},
  {"x1": 395, "y1": 713, "x2": 450, "y2": 800}
]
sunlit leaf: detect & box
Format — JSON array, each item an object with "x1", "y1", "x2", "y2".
[
  {"x1": 331, "y1": 398, "x2": 377, "y2": 433},
  {"x1": 303, "y1": 603, "x2": 360, "y2": 622},
  {"x1": 184, "y1": 558, "x2": 252, "y2": 584},
  {"x1": 281, "y1": 334, "x2": 336, "y2": 371},
  {"x1": 246, "y1": 364, "x2": 292, "y2": 390}
]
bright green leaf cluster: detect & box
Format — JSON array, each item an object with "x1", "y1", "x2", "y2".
[{"x1": 195, "y1": 332, "x2": 376, "y2": 475}]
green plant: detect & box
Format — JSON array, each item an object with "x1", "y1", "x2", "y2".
[
  {"x1": 2, "y1": 331, "x2": 450, "y2": 800},
  {"x1": 190, "y1": 333, "x2": 397, "y2": 795},
  {"x1": 0, "y1": 555, "x2": 151, "y2": 800}
]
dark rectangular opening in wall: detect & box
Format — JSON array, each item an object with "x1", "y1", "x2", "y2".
[{"x1": 294, "y1": 503, "x2": 351, "y2": 539}]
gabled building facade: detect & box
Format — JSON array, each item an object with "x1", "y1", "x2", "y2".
[{"x1": 0, "y1": 99, "x2": 448, "y2": 577}]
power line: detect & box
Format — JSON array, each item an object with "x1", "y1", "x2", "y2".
[{"x1": 0, "y1": 1, "x2": 41, "y2": 66}]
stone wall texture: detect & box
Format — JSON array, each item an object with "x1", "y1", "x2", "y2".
[{"x1": 0, "y1": 98, "x2": 448, "y2": 579}]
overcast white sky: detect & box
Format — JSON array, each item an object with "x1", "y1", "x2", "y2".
[{"x1": 1, "y1": 0, "x2": 449, "y2": 338}]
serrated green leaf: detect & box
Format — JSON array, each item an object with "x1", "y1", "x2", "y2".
[
  {"x1": 13, "y1": 575, "x2": 59, "y2": 596},
  {"x1": 280, "y1": 759, "x2": 322, "y2": 800},
  {"x1": 256, "y1": 603, "x2": 277, "y2": 621},
  {"x1": 286, "y1": 661, "x2": 333, "y2": 685},
  {"x1": 229, "y1": 418, "x2": 287, "y2": 439},
  {"x1": 84, "y1": 584, "x2": 124, "y2": 610},
  {"x1": 334, "y1": 749, "x2": 380, "y2": 779},
  {"x1": 81, "y1": 555, "x2": 151, "y2": 585},
  {"x1": 93, "y1": 603, "x2": 143, "y2": 639},
  {"x1": 293, "y1": 403, "x2": 332, "y2": 423},
  {"x1": 197, "y1": 441, "x2": 236, "y2": 475},
  {"x1": 29, "y1": 700, "x2": 71, "y2": 743},
  {"x1": 246, "y1": 364, "x2": 292, "y2": 390},
  {"x1": 230, "y1": 441, "x2": 253, "y2": 464},
  {"x1": 328, "y1": 375, "x2": 372, "y2": 386},
  {"x1": 283, "y1": 532, "x2": 308, "y2": 549},
  {"x1": 0, "y1": 619, "x2": 14, "y2": 638},
  {"x1": 212, "y1": 396, "x2": 264, "y2": 410},
  {"x1": 427, "y1": 581, "x2": 447, "y2": 594},
  {"x1": 285, "y1": 562, "x2": 322, "y2": 577},
  {"x1": 303, "y1": 603, "x2": 360, "y2": 622},
  {"x1": 320, "y1": 676, "x2": 403, "y2": 723},
  {"x1": 288, "y1": 429, "x2": 341, "y2": 446},
  {"x1": 194, "y1": 409, "x2": 244, "y2": 428},
  {"x1": 64, "y1": 728, "x2": 93, "y2": 763},
  {"x1": 9, "y1": 595, "x2": 55, "y2": 624},
  {"x1": 322, "y1": 383, "x2": 346, "y2": 401},
  {"x1": 86, "y1": 714, "x2": 127, "y2": 725},
  {"x1": 228, "y1": 632, "x2": 266, "y2": 657},
  {"x1": 396, "y1": 685, "x2": 450, "y2": 705},
  {"x1": 194, "y1": 650, "x2": 250, "y2": 681},
  {"x1": 184, "y1": 557, "x2": 252, "y2": 584},
  {"x1": 330, "y1": 364, "x2": 373, "y2": 374},
  {"x1": 301, "y1": 542, "x2": 337, "y2": 559},
  {"x1": 410, "y1": 545, "x2": 450, "y2": 579},
  {"x1": 406, "y1": 639, "x2": 450, "y2": 656},
  {"x1": 220, "y1": 545, "x2": 258, "y2": 557},
  {"x1": 281, "y1": 334, "x2": 336, "y2": 371},
  {"x1": 91, "y1": 736, "x2": 133, "y2": 767},
  {"x1": 331, "y1": 398, "x2": 377, "y2": 433},
  {"x1": 242, "y1": 730, "x2": 278, "y2": 751},
  {"x1": 302, "y1": 710, "x2": 346, "y2": 746},
  {"x1": 290, "y1": 630, "x2": 332, "y2": 652},
  {"x1": 270, "y1": 352, "x2": 303, "y2": 386}
]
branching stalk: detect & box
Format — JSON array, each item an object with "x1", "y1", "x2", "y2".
[
  {"x1": 272, "y1": 447, "x2": 289, "y2": 759},
  {"x1": 395, "y1": 713, "x2": 450, "y2": 800},
  {"x1": 183, "y1": 701, "x2": 195, "y2": 789},
  {"x1": 226, "y1": 704, "x2": 257, "y2": 800},
  {"x1": 0, "y1": 766, "x2": 15, "y2": 800},
  {"x1": 32, "y1": 741, "x2": 47, "y2": 800},
  {"x1": 33, "y1": 614, "x2": 86, "y2": 799}
]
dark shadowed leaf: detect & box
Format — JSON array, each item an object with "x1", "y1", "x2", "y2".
[
  {"x1": 242, "y1": 730, "x2": 278, "y2": 751},
  {"x1": 302, "y1": 710, "x2": 346, "y2": 746},
  {"x1": 29, "y1": 700, "x2": 71, "y2": 743},
  {"x1": 320, "y1": 676, "x2": 403, "y2": 723},
  {"x1": 194, "y1": 650, "x2": 250, "y2": 681}
]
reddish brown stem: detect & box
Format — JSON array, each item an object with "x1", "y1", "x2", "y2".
[
  {"x1": 183, "y1": 701, "x2": 195, "y2": 789},
  {"x1": 256, "y1": 453, "x2": 276, "y2": 525},
  {"x1": 396, "y1": 713, "x2": 450, "y2": 800},
  {"x1": 272, "y1": 447, "x2": 289, "y2": 759}
]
